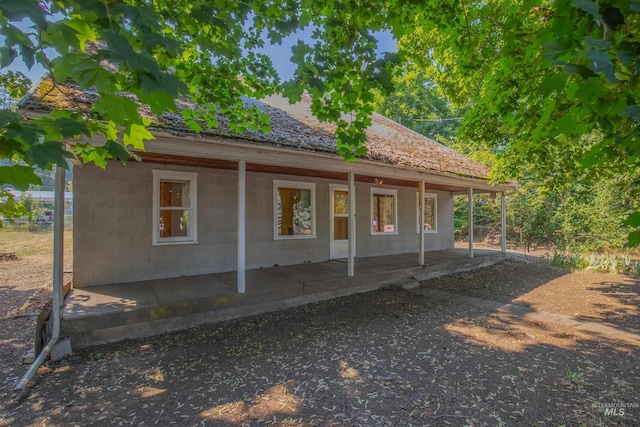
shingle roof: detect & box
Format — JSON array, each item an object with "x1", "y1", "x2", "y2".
[{"x1": 20, "y1": 77, "x2": 491, "y2": 180}]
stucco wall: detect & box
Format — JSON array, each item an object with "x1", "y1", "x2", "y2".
[{"x1": 74, "y1": 161, "x2": 455, "y2": 287}]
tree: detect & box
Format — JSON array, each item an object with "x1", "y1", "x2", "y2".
[
  {"x1": 373, "y1": 62, "x2": 463, "y2": 143},
  {"x1": 2, "y1": 0, "x2": 640, "y2": 244},
  {"x1": 399, "y1": 0, "x2": 640, "y2": 245},
  {"x1": 0, "y1": 0, "x2": 401, "y2": 192},
  {"x1": 0, "y1": 70, "x2": 30, "y2": 109}
]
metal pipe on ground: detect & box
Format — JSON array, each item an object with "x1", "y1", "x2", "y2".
[{"x1": 15, "y1": 163, "x2": 65, "y2": 392}]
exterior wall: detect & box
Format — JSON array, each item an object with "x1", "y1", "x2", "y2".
[
  {"x1": 74, "y1": 161, "x2": 455, "y2": 287},
  {"x1": 74, "y1": 161, "x2": 239, "y2": 287},
  {"x1": 354, "y1": 185, "x2": 454, "y2": 258}
]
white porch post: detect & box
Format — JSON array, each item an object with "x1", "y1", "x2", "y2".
[
  {"x1": 501, "y1": 191, "x2": 507, "y2": 254},
  {"x1": 237, "y1": 160, "x2": 246, "y2": 293},
  {"x1": 468, "y1": 187, "x2": 474, "y2": 259},
  {"x1": 419, "y1": 181, "x2": 425, "y2": 266},
  {"x1": 348, "y1": 172, "x2": 356, "y2": 277},
  {"x1": 16, "y1": 163, "x2": 65, "y2": 391}
]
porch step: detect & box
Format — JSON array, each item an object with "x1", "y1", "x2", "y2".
[{"x1": 61, "y1": 250, "x2": 507, "y2": 348}]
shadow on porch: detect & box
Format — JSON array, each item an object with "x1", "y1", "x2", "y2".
[{"x1": 62, "y1": 248, "x2": 506, "y2": 348}]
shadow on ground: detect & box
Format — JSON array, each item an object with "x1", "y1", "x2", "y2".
[{"x1": 2, "y1": 259, "x2": 638, "y2": 426}]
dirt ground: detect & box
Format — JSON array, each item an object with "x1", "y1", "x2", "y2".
[{"x1": 0, "y1": 235, "x2": 639, "y2": 426}]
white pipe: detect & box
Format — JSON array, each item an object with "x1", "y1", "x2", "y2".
[
  {"x1": 348, "y1": 172, "x2": 356, "y2": 277},
  {"x1": 237, "y1": 160, "x2": 246, "y2": 293},
  {"x1": 419, "y1": 181, "x2": 425, "y2": 266},
  {"x1": 468, "y1": 187, "x2": 474, "y2": 259},
  {"x1": 16, "y1": 163, "x2": 65, "y2": 391},
  {"x1": 501, "y1": 191, "x2": 507, "y2": 253}
]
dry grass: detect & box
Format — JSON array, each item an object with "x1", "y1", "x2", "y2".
[
  {"x1": 0, "y1": 227, "x2": 73, "y2": 405},
  {"x1": 0, "y1": 227, "x2": 73, "y2": 258}
]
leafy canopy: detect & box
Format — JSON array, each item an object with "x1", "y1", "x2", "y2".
[
  {"x1": 1, "y1": 0, "x2": 640, "y2": 243},
  {"x1": 399, "y1": 0, "x2": 640, "y2": 245},
  {"x1": 1, "y1": 0, "x2": 402, "y2": 192}
]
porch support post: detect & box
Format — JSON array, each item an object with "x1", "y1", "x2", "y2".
[
  {"x1": 468, "y1": 187, "x2": 474, "y2": 258},
  {"x1": 237, "y1": 160, "x2": 246, "y2": 294},
  {"x1": 501, "y1": 191, "x2": 507, "y2": 254},
  {"x1": 16, "y1": 163, "x2": 65, "y2": 391},
  {"x1": 348, "y1": 172, "x2": 356, "y2": 277},
  {"x1": 418, "y1": 181, "x2": 425, "y2": 266}
]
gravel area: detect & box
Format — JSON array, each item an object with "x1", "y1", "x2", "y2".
[{"x1": 1, "y1": 256, "x2": 639, "y2": 426}]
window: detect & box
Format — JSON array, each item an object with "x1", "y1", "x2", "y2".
[
  {"x1": 371, "y1": 188, "x2": 397, "y2": 234},
  {"x1": 152, "y1": 170, "x2": 198, "y2": 245},
  {"x1": 417, "y1": 192, "x2": 438, "y2": 233},
  {"x1": 274, "y1": 180, "x2": 316, "y2": 239}
]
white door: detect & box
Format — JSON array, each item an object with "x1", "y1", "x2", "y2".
[{"x1": 330, "y1": 186, "x2": 350, "y2": 259}]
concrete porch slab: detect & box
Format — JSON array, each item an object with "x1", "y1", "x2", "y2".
[{"x1": 61, "y1": 248, "x2": 506, "y2": 348}]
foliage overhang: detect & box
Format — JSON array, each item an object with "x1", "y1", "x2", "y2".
[{"x1": 1, "y1": 0, "x2": 640, "y2": 244}]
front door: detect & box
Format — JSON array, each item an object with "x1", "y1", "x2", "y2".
[{"x1": 330, "y1": 186, "x2": 350, "y2": 259}]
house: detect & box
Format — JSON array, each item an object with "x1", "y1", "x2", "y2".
[{"x1": 20, "y1": 77, "x2": 514, "y2": 347}]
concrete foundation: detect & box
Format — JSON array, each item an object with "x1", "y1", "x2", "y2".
[{"x1": 61, "y1": 248, "x2": 506, "y2": 348}]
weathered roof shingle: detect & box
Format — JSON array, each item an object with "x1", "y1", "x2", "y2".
[{"x1": 21, "y1": 77, "x2": 491, "y2": 180}]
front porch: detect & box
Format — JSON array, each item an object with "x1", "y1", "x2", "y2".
[{"x1": 61, "y1": 248, "x2": 506, "y2": 348}]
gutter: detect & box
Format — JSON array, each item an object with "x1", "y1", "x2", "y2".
[{"x1": 15, "y1": 163, "x2": 66, "y2": 392}]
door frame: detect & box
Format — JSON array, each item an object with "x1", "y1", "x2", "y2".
[{"x1": 329, "y1": 184, "x2": 352, "y2": 259}]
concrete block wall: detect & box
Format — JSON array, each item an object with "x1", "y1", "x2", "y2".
[
  {"x1": 74, "y1": 162, "x2": 239, "y2": 287},
  {"x1": 245, "y1": 172, "x2": 331, "y2": 268},
  {"x1": 354, "y1": 185, "x2": 454, "y2": 258},
  {"x1": 74, "y1": 161, "x2": 455, "y2": 287}
]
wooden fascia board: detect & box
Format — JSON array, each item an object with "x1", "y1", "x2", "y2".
[
  {"x1": 143, "y1": 133, "x2": 513, "y2": 192},
  {"x1": 52, "y1": 125, "x2": 514, "y2": 192}
]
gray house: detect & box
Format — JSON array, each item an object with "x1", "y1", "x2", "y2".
[{"x1": 23, "y1": 78, "x2": 513, "y2": 346}]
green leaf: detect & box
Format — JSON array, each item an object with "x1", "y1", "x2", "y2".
[
  {"x1": 44, "y1": 21, "x2": 82, "y2": 52},
  {"x1": 628, "y1": 230, "x2": 640, "y2": 248},
  {"x1": 623, "y1": 106, "x2": 640, "y2": 122},
  {"x1": 281, "y1": 79, "x2": 303, "y2": 103},
  {"x1": 65, "y1": 18, "x2": 97, "y2": 49},
  {"x1": 103, "y1": 140, "x2": 132, "y2": 163},
  {"x1": 92, "y1": 94, "x2": 140, "y2": 124},
  {"x1": 0, "y1": 47, "x2": 17, "y2": 68},
  {"x1": 123, "y1": 123, "x2": 154, "y2": 149},
  {"x1": 0, "y1": 0, "x2": 46, "y2": 26},
  {"x1": 587, "y1": 47, "x2": 617, "y2": 83},
  {"x1": 70, "y1": 60, "x2": 115, "y2": 92},
  {"x1": 624, "y1": 212, "x2": 640, "y2": 227},
  {"x1": 544, "y1": 42, "x2": 569, "y2": 60},
  {"x1": 72, "y1": 144, "x2": 109, "y2": 169},
  {"x1": 572, "y1": 0, "x2": 602, "y2": 21},
  {"x1": 141, "y1": 91, "x2": 177, "y2": 116},
  {"x1": 0, "y1": 109, "x2": 21, "y2": 127},
  {"x1": 0, "y1": 165, "x2": 42, "y2": 190},
  {"x1": 554, "y1": 114, "x2": 576, "y2": 136},
  {"x1": 26, "y1": 141, "x2": 71, "y2": 168},
  {"x1": 564, "y1": 64, "x2": 597, "y2": 79},
  {"x1": 53, "y1": 117, "x2": 91, "y2": 138}
]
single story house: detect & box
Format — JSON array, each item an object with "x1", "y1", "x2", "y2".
[{"x1": 19, "y1": 77, "x2": 514, "y2": 347}]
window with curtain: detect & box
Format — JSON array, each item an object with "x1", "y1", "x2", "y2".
[
  {"x1": 152, "y1": 170, "x2": 197, "y2": 244},
  {"x1": 274, "y1": 180, "x2": 316, "y2": 239},
  {"x1": 417, "y1": 193, "x2": 438, "y2": 233},
  {"x1": 371, "y1": 188, "x2": 397, "y2": 234}
]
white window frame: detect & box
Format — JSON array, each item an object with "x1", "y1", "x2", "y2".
[
  {"x1": 417, "y1": 192, "x2": 438, "y2": 233},
  {"x1": 152, "y1": 170, "x2": 198, "y2": 245},
  {"x1": 273, "y1": 180, "x2": 316, "y2": 240},
  {"x1": 370, "y1": 187, "x2": 398, "y2": 235}
]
